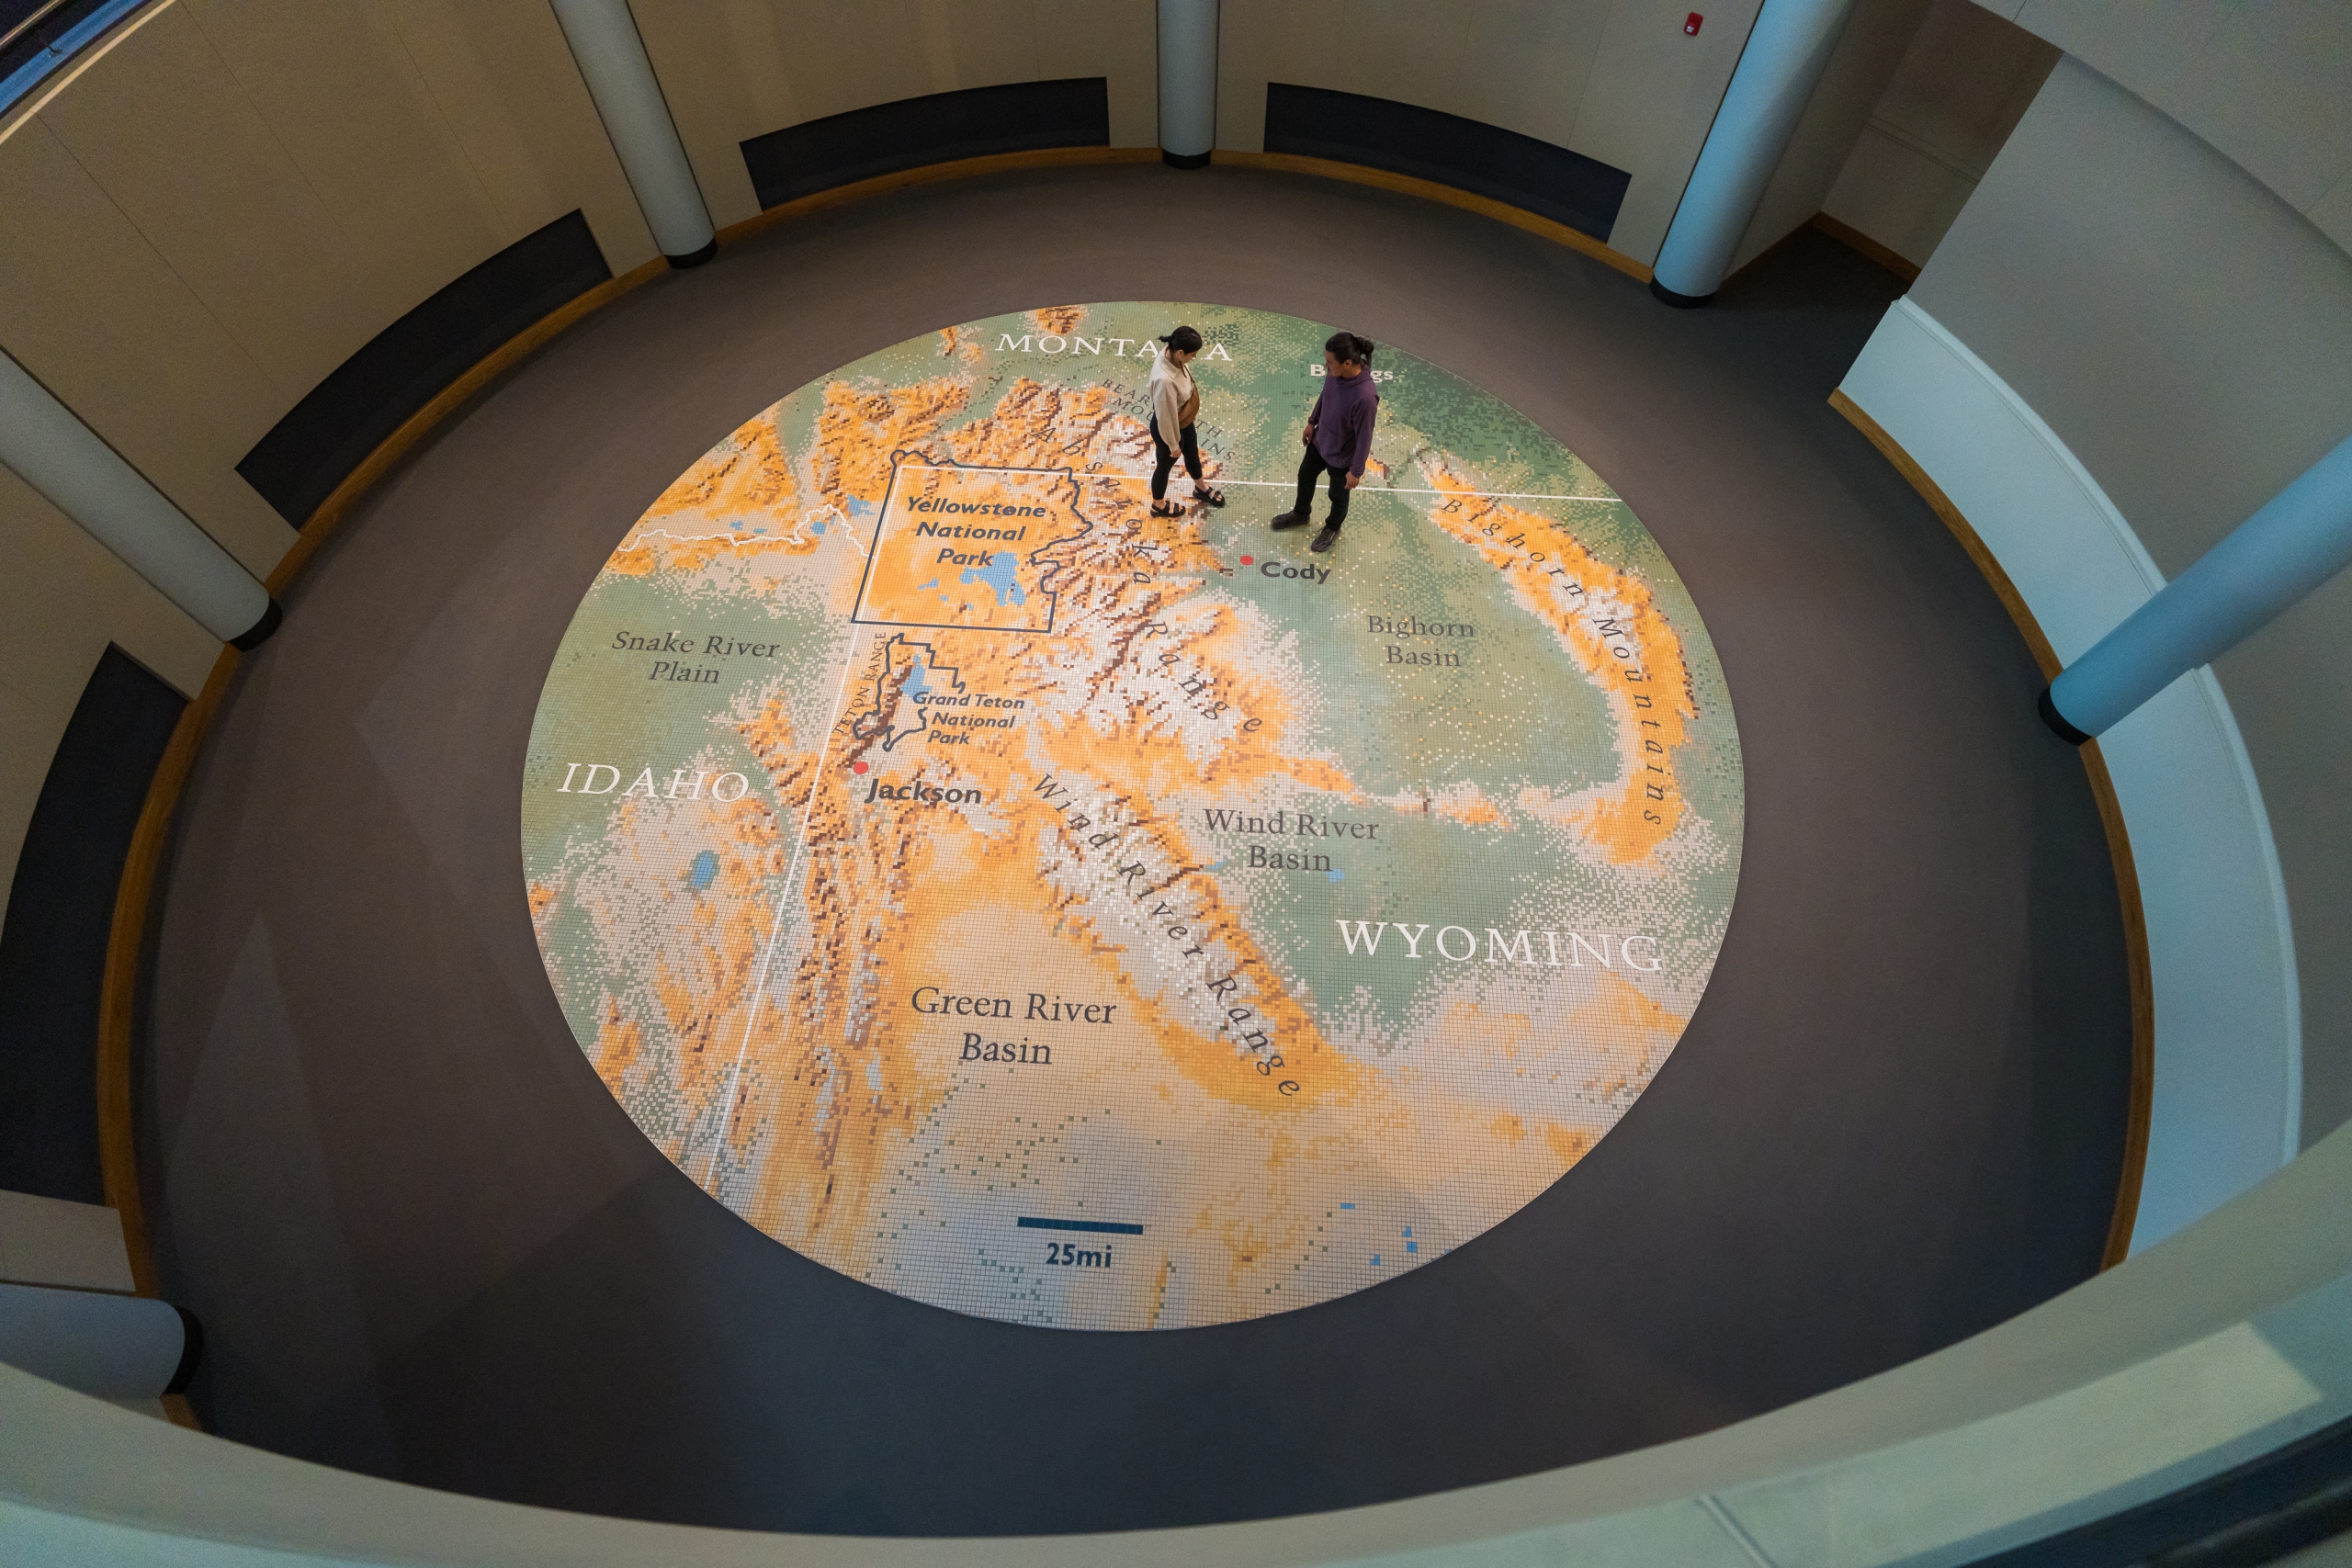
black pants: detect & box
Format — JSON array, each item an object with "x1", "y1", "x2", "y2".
[
  {"x1": 1293, "y1": 446, "x2": 1351, "y2": 527},
  {"x1": 1149, "y1": 417, "x2": 1203, "y2": 500}
]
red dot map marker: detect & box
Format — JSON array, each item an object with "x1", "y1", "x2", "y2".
[
  {"x1": 1241, "y1": 555, "x2": 1253, "y2": 565},
  {"x1": 852, "y1": 761, "x2": 868, "y2": 773}
]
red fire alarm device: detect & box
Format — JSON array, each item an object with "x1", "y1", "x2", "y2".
[{"x1": 1685, "y1": 12, "x2": 1703, "y2": 34}]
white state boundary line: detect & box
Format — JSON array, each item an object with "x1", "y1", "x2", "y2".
[
  {"x1": 695, "y1": 618, "x2": 867, "y2": 1190},
  {"x1": 808, "y1": 502, "x2": 866, "y2": 554},
  {"x1": 892, "y1": 463, "x2": 1618, "y2": 504},
  {"x1": 627, "y1": 503, "x2": 866, "y2": 557}
]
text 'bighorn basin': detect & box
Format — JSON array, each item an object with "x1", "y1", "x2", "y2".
[{"x1": 523, "y1": 303, "x2": 1744, "y2": 1330}]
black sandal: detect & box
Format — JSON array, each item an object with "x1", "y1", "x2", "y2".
[
  {"x1": 1150, "y1": 500, "x2": 1181, "y2": 518},
  {"x1": 1194, "y1": 485, "x2": 1227, "y2": 508}
]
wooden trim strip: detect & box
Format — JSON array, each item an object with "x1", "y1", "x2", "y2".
[
  {"x1": 1211, "y1": 150, "x2": 1654, "y2": 282},
  {"x1": 1809, "y1": 211, "x2": 1922, "y2": 285},
  {"x1": 1829, "y1": 391, "x2": 2056, "y2": 678},
  {"x1": 2079, "y1": 740, "x2": 2154, "y2": 1266},
  {"x1": 715, "y1": 146, "x2": 1162, "y2": 247},
  {"x1": 96, "y1": 250, "x2": 672, "y2": 1421},
  {"x1": 1830, "y1": 389, "x2": 2152, "y2": 1267},
  {"x1": 97, "y1": 646, "x2": 235, "y2": 1303}
]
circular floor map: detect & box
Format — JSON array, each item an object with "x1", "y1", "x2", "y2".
[{"x1": 524, "y1": 303, "x2": 1743, "y2": 1330}]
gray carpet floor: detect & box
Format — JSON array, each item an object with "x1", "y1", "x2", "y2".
[{"x1": 138, "y1": 164, "x2": 2132, "y2": 1536}]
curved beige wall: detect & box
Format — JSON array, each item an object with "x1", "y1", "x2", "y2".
[
  {"x1": 1977, "y1": 0, "x2": 2352, "y2": 256},
  {"x1": 0, "y1": 0, "x2": 656, "y2": 918},
  {"x1": 0, "y1": 468, "x2": 219, "y2": 931},
  {"x1": 627, "y1": 0, "x2": 1159, "y2": 230},
  {"x1": 0, "y1": 0, "x2": 655, "y2": 582}
]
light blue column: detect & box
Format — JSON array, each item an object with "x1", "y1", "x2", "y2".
[
  {"x1": 0, "y1": 1281, "x2": 194, "y2": 1399},
  {"x1": 1651, "y1": 0, "x2": 1858, "y2": 307},
  {"x1": 2044, "y1": 432, "x2": 2352, "y2": 741},
  {"x1": 1158, "y1": 0, "x2": 1218, "y2": 169},
  {"x1": 0, "y1": 350, "x2": 277, "y2": 648},
  {"x1": 549, "y1": 0, "x2": 716, "y2": 266}
]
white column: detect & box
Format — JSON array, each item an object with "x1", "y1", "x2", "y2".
[
  {"x1": 0, "y1": 351, "x2": 277, "y2": 648},
  {"x1": 2044, "y1": 431, "x2": 2352, "y2": 740},
  {"x1": 1651, "y1": 0, "x2": 1858, "y2": 306},
  {"x1": 549, "y1": 0, "x2": 717, "y2": 265},
  {"x1": 0, "y1": 1280, "x2": 195, "y2": 1399},
  {"x1": 1157, "y1": 0, "x2": 1219, "y2": 169}
]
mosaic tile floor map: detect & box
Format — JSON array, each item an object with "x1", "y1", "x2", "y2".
[{"x1": 523, "y1": 303, "x2": 1744, "y2": 1329}]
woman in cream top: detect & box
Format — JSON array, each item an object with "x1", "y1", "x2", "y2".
[{"x1": 1146, "y1": 325, "x2": 1225, "y2": 518}]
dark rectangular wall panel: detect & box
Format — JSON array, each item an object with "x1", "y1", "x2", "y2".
[
  {"x1": 1263, "y1": 84, "x2": 1632, "y2": 242},
  {"x1": 741, "y1": 79, "x2": 1109, "y2": 210},
  {"x1": 0, "y1": 648, "x2": 186, "y2": 1203},
  {"x1": 237, "y1": 209, "x2": 612, "y2": 528}
]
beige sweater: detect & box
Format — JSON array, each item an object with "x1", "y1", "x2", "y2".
[{"x1": 1148, "y1": 354, "x2": 1194, "y2": 436}]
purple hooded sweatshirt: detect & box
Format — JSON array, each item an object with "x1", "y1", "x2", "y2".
[{"x1": 1307, "y1": 369, "x2": 1380, "y2": 476}]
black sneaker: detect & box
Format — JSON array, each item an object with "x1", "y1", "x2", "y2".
[
  {"x1": 1268, "y1": 510, "x2": 1309, "y2": 530},
  {"x1": 1310, "y1": 525, "x2": 1340, "y2": 553}
]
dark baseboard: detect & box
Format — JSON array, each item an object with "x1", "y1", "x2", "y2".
[
  {"x1": 1263, "y1": 83, "x2": 1629, "y2": 242},
  {"x1": 236, "y1": 210, "x2": 613, "y2": 528},
  {"x1": 0, "y1": 648, "x2": 185, "y2": 1201},
  {"x1": 741, "y1": 79, "x2": 1110, "y2": 211}
]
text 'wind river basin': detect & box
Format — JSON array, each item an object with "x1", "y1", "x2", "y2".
[{"x1": 522, "y1": 301, "x2": 1744, "y2": 1330}]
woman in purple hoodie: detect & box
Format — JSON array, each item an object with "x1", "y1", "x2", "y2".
[{"x1": 1269, "y1": 332, "x2": 1379, "y2": 554}]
